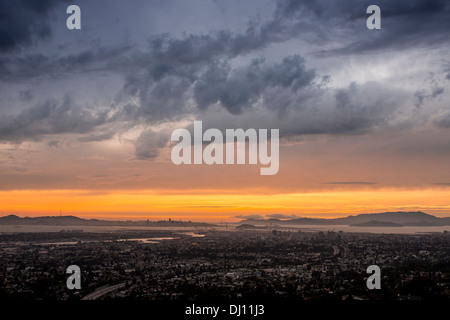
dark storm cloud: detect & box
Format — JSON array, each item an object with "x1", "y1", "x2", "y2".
[
  {"x1": 0, "y1": 96, "x2": 108, "y2": 142},
  {"x1": 134, "y1": 129, "x2": 169, "y2": 159},
  {"x1": 275, "y1": 0, "x2": 450, "y2": 55},
  {"x1": 0, "y1": 44, "x2": 133, "y2": 82},
  {"x1": 118, "y1": 52, "x2": 317, "y2": 123},
  {"x1": 193, "y1": 56, "x2": 315, "y2": 114},
  {"x1": 0, "y1": 0, "x2": 67, "y2": 52},
  {"x1": 122, "y1": 66, "x2": 198, "y2": 122},
  {"x1": 0, "y1": 7, "x2": 291, "y2": 82},
  {"x1": 3, "y1": 0, "x2": 450, "y2": 79},
  {"x1": 281, "y1": 81, "x2": 407, "y2": 136},
  {"x1": 0, "y1": 0, "x2": 447, "y2": 146},
  {"x1": 143, "y1": 13, "x2": 294, "y2": 66},
  {"x1": 0, "y1": 0, "x2": 310, "y2": 81},
  {"x1": 111, "y1": 0, "x2": 441, "y2": 131},
  {"x1": 166, "y1": 78, "x2": 408, "y2": 145}
]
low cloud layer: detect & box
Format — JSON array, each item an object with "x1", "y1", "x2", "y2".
[
  {"x1": 135, "y1": 129, "x2": 170, "y2": 159},
  {"x1": 0, "y1": 96, "x2": 108, "y2": 142}
]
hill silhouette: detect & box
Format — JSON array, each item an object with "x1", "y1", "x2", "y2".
[
  {"x1": 240, "y1": 211, "x2": 450, "y2": 226},
  {"x1": 0, "y1": 215, "x2": 212, "y2": 227}
]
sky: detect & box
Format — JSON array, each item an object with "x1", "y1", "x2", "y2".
[{"x1": 1, "y1": 0, "x2": 450, "y2": 221}]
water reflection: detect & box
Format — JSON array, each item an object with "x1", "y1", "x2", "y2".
[{"x1": 117, "y1": 237, "x2": 176, "y2": 243}]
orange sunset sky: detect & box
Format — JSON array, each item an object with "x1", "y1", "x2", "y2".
[
  {"x1": 1, "y1": 131, "x2": 450, "y2": 222},
  {"x1": 1, "y1": 1, "x2": 450, "y2": 222},
  {"x1": 1, "y1": 188, "x2": 450, "y2": 222}
]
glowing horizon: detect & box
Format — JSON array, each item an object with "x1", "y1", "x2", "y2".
[{"x1": 1, "y1": 188, "x2": 450, "y2": 222}]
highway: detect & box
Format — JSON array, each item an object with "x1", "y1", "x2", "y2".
[{"x1": 81, "y1": 282, "x2": 126, "y2": 300}]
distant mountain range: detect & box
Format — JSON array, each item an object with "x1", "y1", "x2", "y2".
[
  {"x1": 1, "y1": 211, "x2": 449, "y2": 227},
  {"x1": 240, "y1": 211, "x2": 450, "y2": 227},
  {"x1": 0, "y1": 215, "x2": 211, "y2": 227}
]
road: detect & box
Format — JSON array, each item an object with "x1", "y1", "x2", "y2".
[{"x1": 81, "y1": 282, "x2": 126, "y2": 300}]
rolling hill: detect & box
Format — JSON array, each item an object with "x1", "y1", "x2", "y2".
[{"x1": 240, "y1": 211, "x2": 450, "y2": 226}]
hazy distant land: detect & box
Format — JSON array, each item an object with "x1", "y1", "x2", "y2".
[
  {"x1": 0, "y1": 211, "x2": 449, "y2": 235},
  {"x1": 0, "y1": 214, "x2": 212, "y2": 227},
  {"x1": 240, "y1": 211, "x2": 450, "y2": 227}
]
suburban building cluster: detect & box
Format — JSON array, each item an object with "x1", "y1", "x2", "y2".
[{"x1": 1, "y1": 229, "x2": 449, "y2": 300}]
